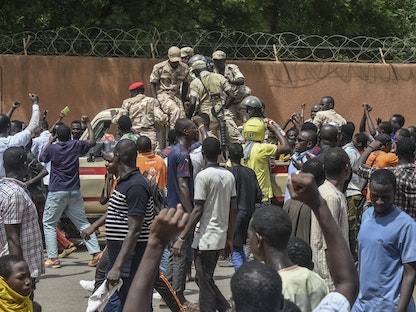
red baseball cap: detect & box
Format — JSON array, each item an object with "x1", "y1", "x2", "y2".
[{"x1": 128, "y1": 82, "x2": 144, "y2": 91}]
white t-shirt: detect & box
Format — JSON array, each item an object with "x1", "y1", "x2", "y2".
[
  {"x1": 192, "y1": 165, "x2": 236, "y2": 250},
  {"x1": 313, "y1": 292, "x2": 350, "y2": 312}
]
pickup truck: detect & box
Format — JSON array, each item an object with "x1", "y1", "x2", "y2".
[
  {"x1": 79, "y1": 108, "x2": 119, "y2": 219},
  {"x1": 78, "y1": 108, "x2": 289, "y2": 219}
]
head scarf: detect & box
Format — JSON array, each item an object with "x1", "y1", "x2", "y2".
[{"x1": 0, "y1": 276, "x2": 33, "y2": 312}]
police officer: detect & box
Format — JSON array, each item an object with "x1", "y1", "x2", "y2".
[
  {"x1": 112, "y1": 82, "x2": 168, "y2": 153},
  {"x1": 189, "y1": 60, "x2": 243, "y2": 144}
]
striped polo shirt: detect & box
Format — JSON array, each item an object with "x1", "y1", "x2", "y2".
[{"x1": 106, "y1": 169, "x2": 154, "y2": 242}]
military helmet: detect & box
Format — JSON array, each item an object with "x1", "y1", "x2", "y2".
[
  {"x1": 188, "y1": 54, "x2": 206, "y2": 67},
  {"x1": 204, "y1": 56, "x2": 214, "y2": 72},
  {"x1": 242, "y1": 95, "x2": 263, "y2": 108},
  {"x1": 191, "y1": 60, "x2": 207, "y2": 72},
  {"x1": 243, "y1": 117, "x2": 265, "y2": 142}
]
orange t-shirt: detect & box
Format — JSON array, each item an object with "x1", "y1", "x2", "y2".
[
  {"x1": 366, "y1": 150, "x2": 398, "y2": 168},
  {"x1": 136, "y1": 152, "x2": 167, "y2": 190},
  {"x1": 365, "y1": 150, "x2": 398, "y2": 202}
]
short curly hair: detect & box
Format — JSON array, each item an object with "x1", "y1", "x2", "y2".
[
  {"x1": 287, "y1": 237, "x2": 314, "y2": 271},
  {"x1": 0, "y1": 255, "x2": 26, "y2": 279},
  {"x1": 231, "y1": 261, "x2": 282, "y2": 312}
]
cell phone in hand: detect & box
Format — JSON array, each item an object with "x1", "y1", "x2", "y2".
[{"x1": 61, "y1": 106, "x2": 70, "y2": 116}]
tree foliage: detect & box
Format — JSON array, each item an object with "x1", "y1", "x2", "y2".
[{"x1": 1, "y1": 0, "x2": 415, "y2": 38}]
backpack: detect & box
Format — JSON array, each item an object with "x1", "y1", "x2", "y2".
[{"x1": 143, "y1": 171, "x2": 166, "y2": 214}]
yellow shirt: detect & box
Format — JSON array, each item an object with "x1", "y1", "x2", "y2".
[
  {"x1": 279, "y1": 265, "x2": 328, "y2": 312},
  {"x1": 242, "y1": 142, "x2": 277, "y2": 201}
]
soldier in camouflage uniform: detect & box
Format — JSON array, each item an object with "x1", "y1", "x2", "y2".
[
  {"x1": 180, "y1": 47, "x2": 194, "y2": 65},
  {"x1": 189, "y1": 60, "x2": 243, "y2": 144},
  {"x1": 150, "y1": 46, "x2": 191, "y2": 129},
  {"x1": 212, "y1": 50, "x2": 251, "y2": 123},
  {"x1": 112, "y1": 81, "x2": 168, "y2": 153}
]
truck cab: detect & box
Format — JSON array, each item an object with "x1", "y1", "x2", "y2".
[{"x1": 79, "y1": 108, "x2": 119, "y2": 218}]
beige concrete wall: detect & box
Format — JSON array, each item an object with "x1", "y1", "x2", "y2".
[{"x1": 1, "y1": 55, "x2": 415, "y2": 128}]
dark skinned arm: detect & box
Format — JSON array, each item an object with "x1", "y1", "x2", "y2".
[
  {"x1": 352, "y1": 139, "x2": 382, "y2": 173},
  {"x1": 178, "y1": 177, "x2": 193, "y2": 214},
  {"x1": 107, "y1": 215, "x2": 144, "y2": 286},
  {"x1": 4, "y1": 224, "x2": 23, "y2": 256},
  {"x1": 40, "y1": 134, "x2": 56, "y2": 162},
  {"x1": 6, "y1": 101, "x2": 20, "y2": 119},
  {"x1": 123, "y1": 206, "x2": 189, "y2": 312},
  {"x1": 81, "y1": 212, "x2": 107, "y2": 240},
  {"x1": 173, "y1": 203, "x2": 203, "y2": 257},
  {"x1": 288, "y1": 172, "x2": 359, "y2": 307},
  {"x1": 181, "y1": 82, "x2": 189, "y2": 104},
  {"x1": 49, "y1": 112, "x2": 65, "y2": 132},
  {"x1": 359, "y1": 106, "x2": 367, "y2": 133},
  {"x1": 192, "y1": 116, "x2": 208, "y2": 143},
  {"x1": 281, "y1": 117, "x2": 292, "y2": 131},
  {"x1": 223, "y1": 197, "x2": 237, "y2": 257},
  {"x1": 396, "y1": 262, "x2": 416, "y2": 312},
  {"x1": 266, "y1": 120, "x2": 291, "y2": 156},
  {"x1": 82, "y1": 116, "x2": 96, "y2": 147},
  {"x1": 363, "y1": 103, "x2": 376, "y2": 136},
  {"x1": 188, "y1": 95, "x2": 197, "y2": 118},
  {"x1": 229, "y1": 77, "x2": 244, "y2": 86},
  {"x1": 150, "y1": 82, "x2": 158, "y2": 99},
  {"x1": 25, "y1": 167, "x2": 48, "y2": 189},
  {"x1": 224, "y1": 89, "x2": 235, "y2": 109}
]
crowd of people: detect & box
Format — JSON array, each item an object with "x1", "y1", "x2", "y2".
[{"x1": 0, "y1": 45, "x2": 416, "y2": 312}]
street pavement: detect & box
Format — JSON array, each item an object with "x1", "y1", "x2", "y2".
[{"x1": 35, "y1": 244, "x2": 235, "y2": 312}]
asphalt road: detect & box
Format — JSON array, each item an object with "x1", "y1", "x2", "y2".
[{"x1": 35, "y1": 244, "x2": 234, "y2": 312}]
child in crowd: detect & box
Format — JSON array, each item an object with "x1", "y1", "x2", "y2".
[{"x1": 0, "y1": 255, "x2": 41, "y2": 312}]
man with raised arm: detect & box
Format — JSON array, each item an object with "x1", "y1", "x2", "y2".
[
  {"x1": 0, "y1": 93, "x2": 40, "y2": 178},
  {"x1": 122, "y1": 172, "x2": 359, "y2": 312}
]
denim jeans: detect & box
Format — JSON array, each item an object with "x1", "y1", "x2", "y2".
[
  {"x1": 159, "y1": 247, "x2": 170, "y2": 274},
  {"x1": 165, "y1": 235, "x2": 193, "y2": 293},
  {"x1": 43, "y1": 190, "x2": 100, "y2": 258},
  {"x1": 232, "y1": 247, "x2": 247, "y2": 271}
]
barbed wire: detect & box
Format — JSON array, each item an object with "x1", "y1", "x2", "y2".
[{"x1": 1, "y1": 27, "x2": 416, "y2": 63}]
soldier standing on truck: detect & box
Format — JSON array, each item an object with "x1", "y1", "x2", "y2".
[
  {"x1": 112, "y1": 81, "x2": 168, "y2": 154},
  {"x1": 150, "y1": 46, "x2": 191, "y2": 130},
  {"x1": 188, "y1": 59, "x2": 243, "y2": 145},
  {"x1": 212, "y1": 50, "x2": 251, "y2": 124}
]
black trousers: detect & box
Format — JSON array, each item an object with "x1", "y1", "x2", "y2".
[{"x1": 194, "y1": 249, "x2": 230, "y2": 312}]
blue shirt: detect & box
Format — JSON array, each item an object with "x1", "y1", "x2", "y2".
[
  {"x1": 41, "y1": 140, "x2": 90, "y2": 191},
  {"x1": 352, "y1": 206, "x2": 416, "y2": 312},
  {"x1": 167, "y1": 143, "x2": 194, "y2": 208},
  {"x1": 285, "y1": 150, "x2": 313, "y2": 202}
]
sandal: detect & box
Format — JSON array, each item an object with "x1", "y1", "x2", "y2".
[
  {"x1": 183, "y1": 301, "x2": 199, "y2": 312},
  {"x1": 159, "y1": 299, "x2": 168, "y2": 309}
]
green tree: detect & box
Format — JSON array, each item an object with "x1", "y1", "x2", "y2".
[{"x1": 1, "y1": 0, "x2": 416, "y2": 37}]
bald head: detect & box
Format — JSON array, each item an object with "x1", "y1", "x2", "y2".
[
  {"x1": 319, "y1": 124, "x2": 338, "y2": 147},
  {"x1": 115, "y1": 139, "x2": 137, "y2": 166},
  {"x1": 320, "y1": 96, "x2": 334, "y2": 110}
]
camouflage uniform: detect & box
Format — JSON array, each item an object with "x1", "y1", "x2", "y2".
[
  {"x1": 150, "y1": 60, "x2": 190, "y2": 128},
  {"x1": 189, "y1": 71, "x2": 243, "y2": 144},
  {"x1": 112, "y1": 94, "x2": 168, "y2": 153},
  {"x1": 214, "y1": 64, "x2": 251, "y2": 123},
  {"x1": 313, "y1": 109, "x2": 347, "y2": 129}
]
